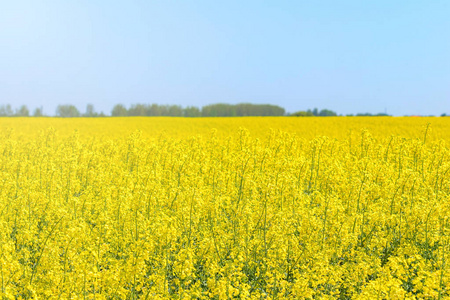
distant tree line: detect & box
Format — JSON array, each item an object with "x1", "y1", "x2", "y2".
[
  {"x1": 55, "y1": 104, "x2": 107, "y2": 118},
  {"x1": 290, "y1": 108, "x2": 337, "y2": 117},
  {"x1": 111, "y1": 103, "x2": 286, "y2": 117},
  {"x1": 0, "y1": 103, "x2": 447, "y2": 117},
  {"x1": 0, "y1": 104, "x2": 43, "y2": 117},
  {"x1": 112, "y1": 104, "x2": 195, "y2": 117},
  {"x1": 0, "y1": 103, "x2": 285, "y2": 117},
  {"x1": 290, "y1": 108, "x2": 392, "y2": 117},
  {"x1": 345, "y1": 112, "x2": 390, "y2": 117}
]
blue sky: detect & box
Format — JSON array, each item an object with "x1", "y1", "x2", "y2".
[{"x1": 1, "y1": 0, "x2": 449, "y2": 116}]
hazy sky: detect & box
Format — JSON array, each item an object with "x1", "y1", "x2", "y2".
[{"x1": 1, "y1": 1, "x2": 449, "y2": 116}]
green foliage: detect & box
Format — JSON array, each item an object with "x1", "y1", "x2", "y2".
[
  {"x1": 201, "y1": 103, "x2": 236, "y2": 117},
  {"x1": 201, "y1": 103, "x2": 285, "y2": 117},
  {"x1": 235, "y1": 103, "x2": 285, "y2": 116},
  {"x1": 0, "y1": 104, "x2": 14, "y2": 116},
  {"x1": 291, "y1": 108, "x2": 337, "y2": 117},
  {"x1": 56, "y1": 105, "x2": 80, "y2": 118},
  {"x1": 291, "y1": 110, "x2": 314, "y2": 117},
  {"x1": 1, "y1": 104, "x2": 33, "y2": 117},
  {"x1": 111, "y1": 104, "x2": 128, "y2": 116},
  {"x1": 184, "y1": 106, "x2": 201, "y2": 117},
  {"x1": 16, "y1": 105, "x2": 30, "y2": 117},
  {"x1": 0, "y1": 103, "x2": 402, "y2": 118},
  {"x1": 33, "y1": 107, "x2": 44, "y2": 117},
  {"x1": 111, "y1": 103, "x2": 285, "y2": 117},
  {"x1": 318, "y1": 109, "x2": 337, "y2": 116},
  {"x1": 83, "y1": 104, "x2": 98, "y2": 117},
  {"x1": 356, "y1": 112, "x2": 390, "y2": 116}
]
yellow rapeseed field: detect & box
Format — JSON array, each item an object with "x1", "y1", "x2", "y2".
[{"x1": 0, "y1": 117, "x2": 449, "y2": 299}]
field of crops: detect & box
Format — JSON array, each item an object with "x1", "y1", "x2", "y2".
[{"x1": 0, "y1": 117, "x2": 449, "y2": 299}]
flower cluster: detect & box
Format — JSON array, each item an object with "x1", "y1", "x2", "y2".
[{"x1": 0, "y1": 119, "x2": 449, "y2": 299}]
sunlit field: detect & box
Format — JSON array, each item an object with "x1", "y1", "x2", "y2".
[
  {"x1": 1, "y1": 117, "x2": 449, "y2": 299},
  {"x1": 2, "y1": 116, "x2": 450, "y2": 141}
]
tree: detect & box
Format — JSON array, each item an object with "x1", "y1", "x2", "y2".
[
  {"x1": 184, "y1": 106, "x2": 201, "y2": 117},
  {"x1": 318, "y1": 109, "x2": 337, "y2": 116},
  {"x1": 111, "y1": 104, "x2": 128, "y2": 116},
  {"x1": 128, "y1": 104, "x2": 148, "y2": 116},
  {"x1": 201, "y1": 103, "x2": 286, "y2": 117},
  {"x1": 33, "y1": 107, "x2": 44, "y2": 117},
  {"x1": 202, "y1": 104, "x2": 236, "y2": 117},
  {"x1": 84, "y1": 104, "x2": 97, "y2": 117},
  {"x1": 356, "y1": 112, "x2": 390, "y2": 117},
  {"x1": 158, "y1": 105, "x2": 169, "y2": 116},
  {"x1": 16, "y1": 105, "x2": 30, "y2": 116},
  {"x1": 168, "y1": 105, "x2": 183, "y2": 116},
  {"x1": 291, "y1": 108, "x2": 337, "y2": 116},
  {"x1": 291, "y1": 110, "x2": 314, "y2": 117},
  {"x1": 56, "y1": 105, "x2": 80, "y2": 117},
  {"x1": 0, "y1": 104, "x2": 13, "y2": 116},
  {"x1": 147, "y1": 104, "x2": 161, "y2": 116}
]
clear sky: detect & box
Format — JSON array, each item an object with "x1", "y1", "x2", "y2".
[{"x1": 1, "y1": 1, "x2": 449, "y2": 116}]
